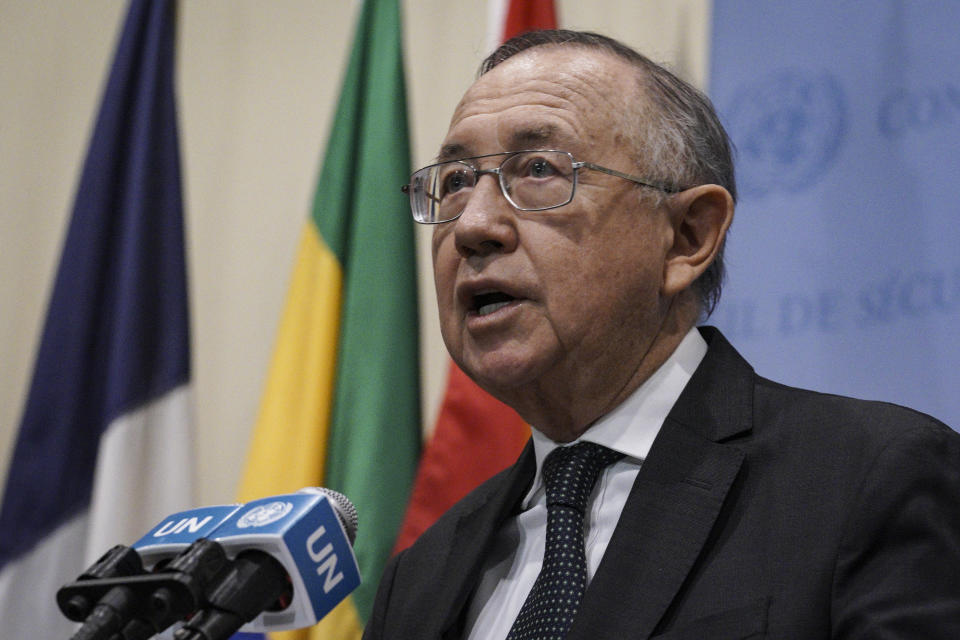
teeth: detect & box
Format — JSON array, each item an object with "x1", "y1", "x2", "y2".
[{"x1": 477, "y1": 301, "x2": 511, "y2": 316}]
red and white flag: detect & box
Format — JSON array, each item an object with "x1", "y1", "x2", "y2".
[{"x1": 394, "y1": 0, "x2": 558, "y2": 552}]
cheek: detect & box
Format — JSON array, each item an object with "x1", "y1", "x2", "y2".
[
  {"x1": 432, "y1": 236, "x2": 460, "y2": 328},
  {"x1": 431, "y1": 229, "x2": 454, "y2": 285},
  {"x1": 546, "y1": 234, "x2": 663, "y2": 335}
]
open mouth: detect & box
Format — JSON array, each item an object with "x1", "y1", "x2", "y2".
[{"x1": 472, "y1": 291, "x2": 516, "y2": 316}]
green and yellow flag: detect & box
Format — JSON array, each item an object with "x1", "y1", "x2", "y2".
[{"x1": 237, "y1": 1, "x2": 420, "y2": 637}]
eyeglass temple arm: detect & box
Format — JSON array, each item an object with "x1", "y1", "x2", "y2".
[
  {"x1": 400, "y1": 183, "x2": 442, "y2": 204},
  {"x1": 574, "y1": 161, "x2": 680, "y2": 194}
]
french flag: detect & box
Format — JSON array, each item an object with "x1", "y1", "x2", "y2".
[{"x1": 0, "y1": 1, "x2": 194, "y2": 637}]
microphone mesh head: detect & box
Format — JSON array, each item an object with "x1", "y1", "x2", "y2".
[{"x1": 317, "y1": 488, "x2": 359, "y2": 545}]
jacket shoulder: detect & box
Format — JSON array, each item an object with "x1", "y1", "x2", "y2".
[{"x1": 753, "y1": 374, "x2": 955, "y2": 447}]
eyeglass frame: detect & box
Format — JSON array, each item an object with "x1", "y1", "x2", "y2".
[{"x1": 400, "y1": 149, "x2": 684, "y2": 224}]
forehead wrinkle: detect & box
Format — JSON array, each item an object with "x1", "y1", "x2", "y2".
[
  {"x1": 556, "y1": 62, "x2": 639, "y2": 143},
  {"x1": 437, "y1": 124, "x2": 568, "y2": 163},
  {"x1": 444, "y1": 111, "x2": 583, "y2": 162},
  {"x1": 526, "y1": 45, "x2": 641, "y2": 116},
  {"x1": 442, "y1": 90, "x2": 587, "y2": 159},
  {"x1": 451, "y1": 83, "x2": 582, "y2": 123},
  {"x1": 446, "y1": 56, "x2": 637, "y2": 161}
]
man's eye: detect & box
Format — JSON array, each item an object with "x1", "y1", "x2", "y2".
[
  {"x1": 441, "y1": 169, "x2": 473, "y2": 196},
  {"x1": 526, "y1": 157, "x2": 558, "y2": 179}
]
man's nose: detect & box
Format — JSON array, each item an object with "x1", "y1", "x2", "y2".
[{"x1": 453, "y1": 173, "x2": 519, "y2": 259}]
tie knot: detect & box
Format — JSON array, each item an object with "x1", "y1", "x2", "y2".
[{"x1": 542, "y1": 442, "x2": 623, "y2": 512}]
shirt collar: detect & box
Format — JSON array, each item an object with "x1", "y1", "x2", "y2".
[{"x1": 529, "y1": 326, "x2": 708, "y2": 481}]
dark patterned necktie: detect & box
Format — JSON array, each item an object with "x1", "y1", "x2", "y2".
[{"x1": 506, "y1": 442, "x2": 624, "y2": 640}]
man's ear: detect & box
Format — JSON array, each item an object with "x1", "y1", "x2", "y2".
[{"x1": 661, "y1": 184, "x2": 735, "y2": 297}]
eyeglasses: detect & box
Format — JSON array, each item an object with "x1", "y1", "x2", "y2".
[{"x1": 401, "y1": 149, "x2": 681, "y2": 224}]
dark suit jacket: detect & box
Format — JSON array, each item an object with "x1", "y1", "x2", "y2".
[{"x1": 364, "y1": 328, "x2": 960, "y2": 639}]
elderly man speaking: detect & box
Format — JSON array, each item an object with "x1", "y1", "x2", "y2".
[{"x1": 365, "y1": 30, "x2": 960, "y2": 639}]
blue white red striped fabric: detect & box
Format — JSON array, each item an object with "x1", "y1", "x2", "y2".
[{"x1": 0, "y1": 1, "x2": 194, "y2": 637}]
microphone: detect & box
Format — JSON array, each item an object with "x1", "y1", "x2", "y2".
[
  {"x1": 56, "y1": 504, "x2": 243, "y2": 640},
  {"x1": 132, "y1": 504, "x2": 244, "y2": 569},
  {"x1": 172, "y1": 488, "x2": 360, "y2": 640},
  {"x1": 56, "y1": 490, "x2": 360, "y2": 640},
  {"x1": 56, "y1": 544, "x2": 146, "y2": 634}
]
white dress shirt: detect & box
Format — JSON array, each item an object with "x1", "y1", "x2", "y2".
[{"x1": 463, "y1": 327, "x2": 708, "y2": 640}]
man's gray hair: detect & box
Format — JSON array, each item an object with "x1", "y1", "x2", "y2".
[{"x1": 480, "y1": 29, "x2": 736, "y2": 317}]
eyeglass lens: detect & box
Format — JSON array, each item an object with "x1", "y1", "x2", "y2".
[{"x1": 411, "y1": 151, "x2": 576, "y2": 223}]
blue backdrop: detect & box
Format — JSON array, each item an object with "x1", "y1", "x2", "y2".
[{"x1": 709, "y1": 1, "x2": 960, "y2": 430}]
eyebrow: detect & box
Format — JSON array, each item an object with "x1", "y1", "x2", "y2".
[
  {"x1": 437, "y1": 143, "x2": 468, "y2": 163},
  {"x1": 436, "y1": 124, "x2": 566, "y2": 163},
  {"x1": 508, "y1": 124, "x2": 561, "y2": 150}
]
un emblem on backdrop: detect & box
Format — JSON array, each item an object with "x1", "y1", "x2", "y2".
[{"x1": 726, "y1": 69, "x2": 846, "y2": 198}]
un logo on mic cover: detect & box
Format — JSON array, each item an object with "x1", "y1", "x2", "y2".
[
  {"x1": 237, "y1": 501, "x2": 295, "y2": 529},
  {"x1": 725, "y1": 68, "x2": 847, "y2": 198}
]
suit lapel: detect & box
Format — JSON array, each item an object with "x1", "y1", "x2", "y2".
[
  {"x1": 569, "y1": 423, "x2": 745, "y2": 639},
  {"x1": 569, "y1": 327, "x2": 754, "y2": 639},
  {"x1": 434, "y1": 443, "x2": 537, "y2": 638}
]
